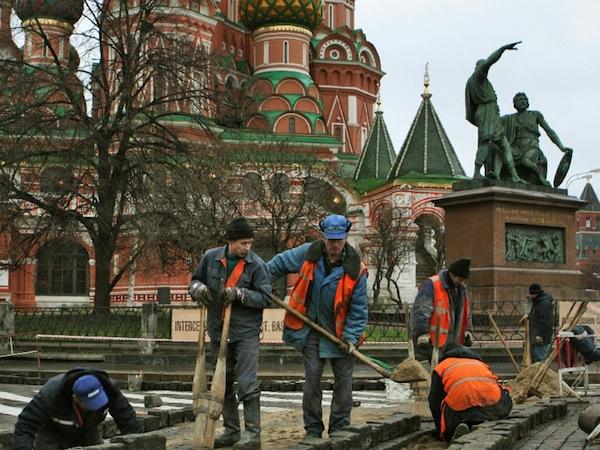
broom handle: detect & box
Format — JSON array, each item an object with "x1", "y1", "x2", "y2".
[
  {"x1": 268, "y1": 293, "x2": 393, "y2": 379},
  {"x1": 488, "y1": 312, "x2": 520, "y2": 372}
]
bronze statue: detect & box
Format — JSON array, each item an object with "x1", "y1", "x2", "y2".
[
  {"x1": 465, "y1": 42, "x2": 524, "y2": 182},
  {"x1": 502, "y1": 92, "x2": 573, "y2": 186}
]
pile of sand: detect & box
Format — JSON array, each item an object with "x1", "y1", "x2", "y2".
[
  {"x1": 504, "y1": 362, "x2": 560, "y2": 398},
  {"x1": 392, "y1": 358, "x2": 430, "y2": 383}
]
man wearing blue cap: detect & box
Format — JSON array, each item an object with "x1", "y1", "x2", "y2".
[
  {"x1": 267, "y1": 214, "x2": 368, "y2": 439},
  {"x1": 13, "y1": 368, "x2": 142, "y2": 449}
]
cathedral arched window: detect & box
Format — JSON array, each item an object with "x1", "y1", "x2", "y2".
[
  {"x1": 36, "y1": 240, "x2": 89, "y2": 295},
  {"x1": 263, "y1": 41, "x2": 269, "y2": 64},
  {"x1": 586, "y1": 217, "x2": 592, "y2": 229},
  {"x1": 283, "y1": 41, "x2": 289, "y2": 64},
  {"x1": 289, "y1": 117, "x2": 296, "y2": 134},
  {"x1": 328, "y1": 4, "x2": 334, "y2": 28},
  {"x1": 228, "y1": 0, "x2": 236, "y2": 21}
]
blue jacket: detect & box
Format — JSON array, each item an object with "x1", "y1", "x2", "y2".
[
  {"x1": 191, "y1": 245, "x2": 272, "y2": 342},
  {"x1": 266, "y1": 241, "x2": 368, "y2": 358}
]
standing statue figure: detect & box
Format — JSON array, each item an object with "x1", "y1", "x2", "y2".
[
  {"x1": 502, "y1": 92, "x2": 573, "y2": 186},
  {"x1": 465, "y1": 42, "x2": 524, "y2": 182}
]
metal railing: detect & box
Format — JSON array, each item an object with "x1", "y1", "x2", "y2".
[{"x1": 9, "y1": 299, "x2": 539, "y2": 344}]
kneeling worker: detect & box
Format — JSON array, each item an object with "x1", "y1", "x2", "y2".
[
  {"x1": 14, "y1": 367, "x2": 142, "y2": 450},
  {"x1": 429, "y1": 344, "x2": 512, "y2": 442}
]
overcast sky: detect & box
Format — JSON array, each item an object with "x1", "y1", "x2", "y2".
[{"x1": 355, "y1": 0, "x2": 600, "y2": 197}]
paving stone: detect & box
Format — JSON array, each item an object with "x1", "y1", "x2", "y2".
[
  {"x1": 293, "y1": 437, "x2": 331, "y2": 450},
  {"x1": 328, "y1": 430, "x2": 362, "y2": 450},
  {"x1": 111, "y1": 431, "x2": 166, "y2": 450},
  {"x1": 102, "y1": 419, "x2": 119, "y2": 438},
  {"x1": 167, "y1": 409, "x2": 184, "y2": 426},
  {"x1": 343, "y1": 424, "x2": 372, "y2": 450},
  {"x1": 147, "y1": 409, "x2": 169, "y2": 428},
  {"x1": 70, "y1": 444, "x2": 126, "y2": 450},
  {"x1": 144, "y1": 394, "x2": 163, "y2": 408},
  {"x1": 182, "y1": 407, "x2": 195, "y2": 422},
  {"x1": 142, "y1": 414, "x2": 161, "y2": 432}
]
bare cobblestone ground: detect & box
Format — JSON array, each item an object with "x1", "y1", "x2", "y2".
[{"x1": 513, "y1": 400, "x2": 595, "y2": 450}]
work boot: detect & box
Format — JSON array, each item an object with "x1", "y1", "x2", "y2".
[
  {"x1": 214, "y1": 394, "x2": 240, "y2": 448},
  {"x1": 451, "y1": 423, "x2": 470, "y2": 442},
  {"x1": 232, "y1": 396, "x2": 261, "y2": 450}
]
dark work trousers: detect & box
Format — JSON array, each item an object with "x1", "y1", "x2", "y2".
[
  {"x1": 303, "y1": 331, "x2": 355, "y2": 436},
  {"x1": 211, "y1": 338, "x2": 261, "y2": 402},
  {"x1": 443, "y1": 389, "x2": 512, "y2": 442}
]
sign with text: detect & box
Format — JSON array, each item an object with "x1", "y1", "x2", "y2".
[
  {"x1": 559, "y1": 300, "x2": 600, "y2": 336},
  {"x1": 171, "y1": 308, "x2": 286, "y2": 343}
]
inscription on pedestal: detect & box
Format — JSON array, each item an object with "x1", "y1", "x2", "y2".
[{"x1": 505, "y1": 224, "x2": 564, "y2": 263}]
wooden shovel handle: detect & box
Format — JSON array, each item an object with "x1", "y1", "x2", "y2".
[{"x1": 268, "y1": 293, "x2": 393, "y2": 379}]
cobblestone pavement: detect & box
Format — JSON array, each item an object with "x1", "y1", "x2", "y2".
[
  {"x1": 513, "y1": 386, "x2": 600, "y2": 450},
  {"x1": 0, "y1": 382, "x2": 411, "y2": 436}
]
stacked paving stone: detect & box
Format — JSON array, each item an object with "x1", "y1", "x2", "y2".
[
  {"x1": 282, "y1": 414, "x2": 424, "y2": 450},
  {"x1": 448, "y1": 400, "x2": 568, "y2": 450}
]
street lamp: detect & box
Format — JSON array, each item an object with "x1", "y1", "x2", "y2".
[{"x1": 565, "y1": 169, "x2": 600, "y2": 190}]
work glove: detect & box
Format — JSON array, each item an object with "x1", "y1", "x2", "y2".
[
  {"x1": 417, "y1": 334, "x2": 431, "y2": 349},
  {"x1": 464, "y1": 331, "x2": 474, "y2": 347},
  {"x1": 519, "y1": 314, "x2": 529, "y2": 325},
  {"x1": 339, "y1": 340, "x2": 355, "y2": 355},
  {"x1": 221, "y1": 286, "x2": 244, "y2": 304},
  {"x1": 188, "y1": 281, "x2": 210, "y2": 307},
  {"x1": 535, "y1": 336, "x2": 544, "y2": 346}
]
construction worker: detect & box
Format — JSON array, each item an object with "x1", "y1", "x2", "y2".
[
  {"x1": 411, "y1": 257, "x2": 473, "y2": 362},
  {"x1": 519, "y1": 283, "x2": 555, "y2": 363},
  {"x1": 189, "y1": 217, "x2": 271, "y2": 450},
  {"x1": 13, "y1": 368, "x2": 142, "y2": 450},
  {"x1": 266, "y1": 214, "x2": 368, "y2": 439},
  {"x1": 429, "y1": 344, "x2": 512, "y2": 442}
]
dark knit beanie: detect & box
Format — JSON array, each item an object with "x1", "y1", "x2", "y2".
[
  {"x1": 448, "y1": 257, "x2": 471, "y2": 279},
  {"x1": 528, "y1": 283, "x2": 542, "y2": 296},
  {"x1": 225, "y1": 217, "x2": 254, "y2": 241}
]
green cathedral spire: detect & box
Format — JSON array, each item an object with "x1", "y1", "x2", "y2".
[{"x1": 388, "y1": 67, "x2": 465, "y2": 181}]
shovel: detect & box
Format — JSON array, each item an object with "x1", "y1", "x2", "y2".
[
  {"x1": 268, "y1": 293, "x2": 427, "y2": 383},
  {"x1": 192, "y1": 303, "x2": 232, "y2": 449}
]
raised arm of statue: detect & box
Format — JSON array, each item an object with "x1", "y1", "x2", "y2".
[{"x1": 476, "y1": 41, "x2": 522, "y2": 78}]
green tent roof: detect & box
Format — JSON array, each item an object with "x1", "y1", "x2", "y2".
[
  {"x1": 353, "y1": 108, "x2": 395, "y2": 181},
  {"x1": 580, "y1": 182, "x2": 600, "y2": 211},
  {"x1": 388, "y1": 90, "x2": 465, "y2": 181}
]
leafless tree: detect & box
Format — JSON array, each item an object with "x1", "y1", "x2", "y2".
[
  {"x1": 364, "y1": 203, "x2": 414, "y2": 306},
  {"x1": 0, "y1": 0, "x2": 224, "y2": 308}
]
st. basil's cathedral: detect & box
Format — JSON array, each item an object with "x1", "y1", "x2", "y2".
[{"x1": 0, "y1": 0, "x2": 469, "y2": 307}]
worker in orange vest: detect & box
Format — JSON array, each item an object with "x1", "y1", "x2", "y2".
[
  {"x1": 429, "y1": 344, "x2": 512, "y2": 442},
  {"x1": 266, "y1": 214, "x2": 368, "y2": 440},
  {"x1": 189, "y1": 217, "x2": 272, "y2": 450},
  {"x1": 411, "y1": 257, "x2": 474, "y2": 362}
]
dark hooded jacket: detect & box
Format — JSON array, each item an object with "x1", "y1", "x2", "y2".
[
  {"x1": 529, "y1": 291, "x2": 555, "y2": 345},
  {"x1": 13, "y1": 368, "x2": 142, "y2": 450}
]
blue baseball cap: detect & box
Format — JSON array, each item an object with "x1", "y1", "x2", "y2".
[
  {"x1": 320, "y1": 214, "x2": 351, "y2": 239},
  {"x1": 73, "y1": 375, "x2": 109, "y2": 411}
]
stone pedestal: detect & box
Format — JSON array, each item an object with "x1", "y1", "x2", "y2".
[{"x1": 434, "y1": 182, "x2": 589, "y2": 302}]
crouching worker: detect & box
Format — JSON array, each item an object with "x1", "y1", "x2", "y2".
[
  {"x1": 429, "y1": 344, "x2": 512, "y2": 442},
  {"x1": 14, "y1": 367, "x2": 142, "y2": 450}
]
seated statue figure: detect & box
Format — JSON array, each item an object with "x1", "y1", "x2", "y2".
[{"x1": 501, "y1": 93, "x2": 572, "y2": 186}]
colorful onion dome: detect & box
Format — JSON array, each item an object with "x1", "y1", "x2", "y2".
[
  {"x1": 15, "y1": 0, "x2": 84, "y2": 25},
  {"x1": 239, "y1": 0, "x2": 323, "y2": 32}
]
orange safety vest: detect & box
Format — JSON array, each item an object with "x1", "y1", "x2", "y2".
[
  {"x1": 429, "y1": 274, "x2": 469, "y2": 348},
  {"x1": 435, "y1": 357, "x2": 502, "y2": 438},
  {"x1": 219, "y1": 258, "x2": 246, "y2": 316},
  {"x1": 284, "y1": 259, "x2": 367, "y2": 343}
]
